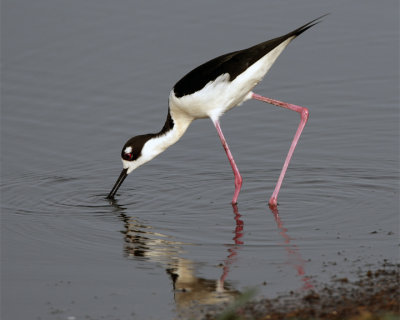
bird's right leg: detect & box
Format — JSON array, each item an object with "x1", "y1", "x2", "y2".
[
  {"x1": 252, "y1": 92, "x2": 309, "y2": 208},
  {"x1": 213, "y1": 119, "x2": 243, "y2": 205}
]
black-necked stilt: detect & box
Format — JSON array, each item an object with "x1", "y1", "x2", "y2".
[{"x1": 108, "y1": 15, "x2": 326, "y2": 207}]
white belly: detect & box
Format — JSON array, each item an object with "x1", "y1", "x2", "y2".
[{"x1": 169, "y1": 37, "x2": 292, "y2": 121}]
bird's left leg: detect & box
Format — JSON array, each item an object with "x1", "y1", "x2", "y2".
[
  {"x1": 251, "y1": 92, "x2": 309, "y2": 208},
  {"x1": 213, "y1": 119, "x2": 243, "y2": 205}
]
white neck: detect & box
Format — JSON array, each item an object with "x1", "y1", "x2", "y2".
[
  {"x1": 147, "y1": 110, "x2": 192, "y2": 156},
  {"x1": 124, "y1": 109, "x2": 193, "y2": 173}
]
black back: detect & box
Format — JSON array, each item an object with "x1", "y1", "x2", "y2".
[{"x1": 173, "y1": 15, "x2": 326, "y2": 98}]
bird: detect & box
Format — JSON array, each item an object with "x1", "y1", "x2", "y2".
[{"x1": 107, "y1": 15, "x2": 326, "y2": 207}]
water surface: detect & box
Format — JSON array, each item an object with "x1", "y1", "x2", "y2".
[{"x1": 1, "y1": 1, "x2": 399, "y2": 319}]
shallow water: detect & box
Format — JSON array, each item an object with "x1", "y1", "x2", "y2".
[{"x1": 1, "y1": 1, "x2": 399, "y2": 319}]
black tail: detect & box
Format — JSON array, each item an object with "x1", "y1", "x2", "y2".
[{"x1": 287, "y1": 14, "x2": 329, "y2": 38}]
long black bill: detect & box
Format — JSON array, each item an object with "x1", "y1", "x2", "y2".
[{"x1": 107, "y1": 168, "x2": 128, "y2": 199}]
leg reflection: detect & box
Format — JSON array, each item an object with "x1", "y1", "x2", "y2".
[
  {"x1": 219, "y1": 204, "x2": 244, "y2": 286},
  {"x1": 269, "y1": 206, "x2": 313, "y2": 290}
]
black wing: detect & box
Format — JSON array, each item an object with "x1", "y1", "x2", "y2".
[{"x1": 173, "y1": 15, "x2": 327, "y2": 98}]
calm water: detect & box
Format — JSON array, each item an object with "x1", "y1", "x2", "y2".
[{"x1": 1, "y1": 1, "x2": 399, "y2": 319}]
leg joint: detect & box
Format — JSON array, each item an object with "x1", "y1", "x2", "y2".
[{"x1": 301, "y1": 107, "x2": 309, "y2": 121}]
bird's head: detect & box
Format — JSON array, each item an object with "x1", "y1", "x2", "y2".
[{"x1": 107, "y1": 134, "x2": 155, "y2": 199}]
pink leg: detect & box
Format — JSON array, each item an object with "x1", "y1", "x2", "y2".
[
  {"x1": 213, "y1": 119, "x2": 243, "y2": 204},
  {"x1": 252, "y1": 92, "x2": 309, "y2": 208}
]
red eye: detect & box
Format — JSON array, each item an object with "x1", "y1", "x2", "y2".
[{"x1": 123, "y1": 152, "x2": 133, "y2": 161}]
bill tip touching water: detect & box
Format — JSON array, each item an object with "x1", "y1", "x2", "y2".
[{"x1": 107, "y1": 15, "x2": 327, "y2": 207}]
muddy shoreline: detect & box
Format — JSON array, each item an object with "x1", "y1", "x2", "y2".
[{"x1": 207, "y1": 262, "x2": 399, "y2": 320}]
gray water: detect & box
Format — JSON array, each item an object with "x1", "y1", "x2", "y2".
[{"x1": 1, "y1": 1, "x2": 399, "y2": 319}]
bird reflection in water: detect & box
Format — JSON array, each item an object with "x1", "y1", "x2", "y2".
[
  {"x1": 115, "y1": 203, "x2": 243, "y2": 316},
  {"x1": 109, "y1": 199, "x2": 312, "y2": 316}
]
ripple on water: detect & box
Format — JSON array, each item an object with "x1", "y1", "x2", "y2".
[
  {"x1": 1, "y1": 164, "x2": 233, "y2": 255},
  {"x1": 3, "y1": 172, "x2": 109, "y2": 216},
  {"x1": 1, "y1": 166, "x2": 128, "y2": 253}
]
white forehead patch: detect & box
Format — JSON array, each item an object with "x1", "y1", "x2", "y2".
[{"x1": 124, "y1": 146, "x2": 132, "y2": 154}]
